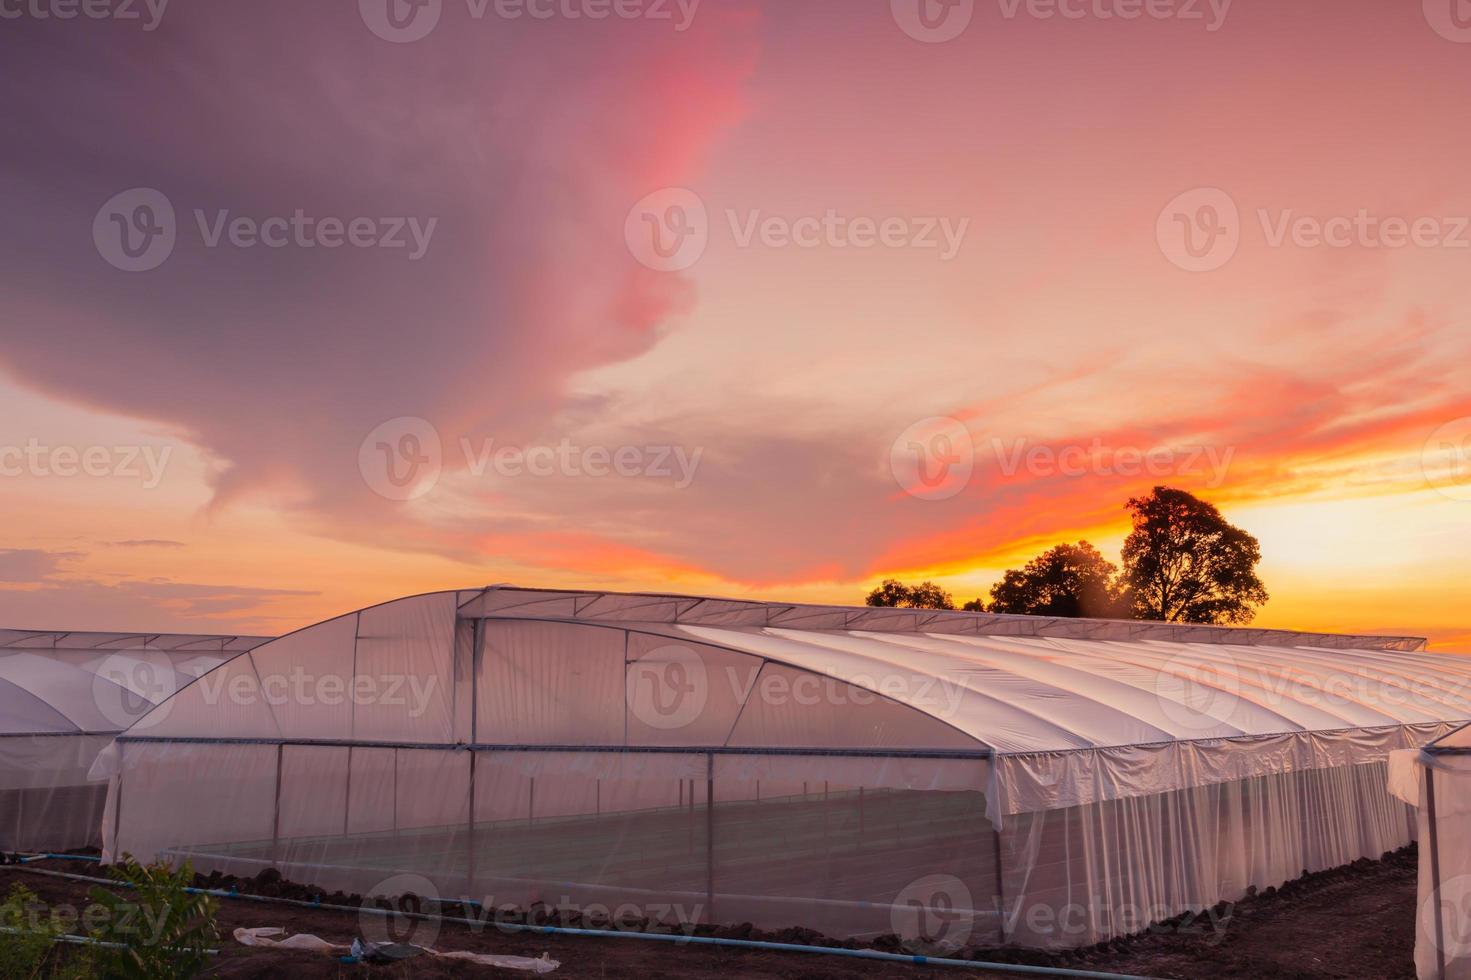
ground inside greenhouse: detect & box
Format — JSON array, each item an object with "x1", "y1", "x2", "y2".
[{"x1": 0, "y1": 847, "x2": 1421, "y2": 979}]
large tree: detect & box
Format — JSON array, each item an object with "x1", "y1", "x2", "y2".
[
  {"x1": 864, "y1": 579, "x2": 956, "y2": 610},
  {"x1": 986, "y1": 541, "x2": 1127, "y2": 618},
  {"x1": 1120, "y1": 486, "x2": 1268, "y2": 624}
]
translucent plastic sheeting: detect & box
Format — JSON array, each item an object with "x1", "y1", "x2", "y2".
[
  {"x1": 0, "y1": 734, "x2": 115, "y2": 851},
  {"x1": 1388, "y1": 735, "x2": 1471, "y2": 979},
  {"x1": 1003, "y1": 759, "x2": 1416, "y2": 948},
  {"x1": 99, "y1": 588, "x2": 1471, "y2": 948},
  {"x1": 103, "y1": 741, "x2": 998, "y2": 945},
  {"x1": 996, "y1": 722, "x2": 1458, "y2": 817},
  {"x1": 0, "y1": 634, "x2": 262, "y2": 852},
  {"x1": 101, "y1": 735, "x2": 1412, "y2": 950}
]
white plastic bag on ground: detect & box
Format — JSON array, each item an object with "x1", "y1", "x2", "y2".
[{"x1": 233, "y1": 927, "x2": 559, "y2": 972}]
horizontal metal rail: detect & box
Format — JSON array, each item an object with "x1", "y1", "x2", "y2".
[{"x1": 111, "y1": 736, "x2": 992, "y2": 759}]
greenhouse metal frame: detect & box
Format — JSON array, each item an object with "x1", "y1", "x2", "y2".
[
  {"x1": 97, "y1": 587, "x2": 1471, "y2": 949},
  {"x1": 0, "y1": 628, "x2": 264, "y2": 851}
]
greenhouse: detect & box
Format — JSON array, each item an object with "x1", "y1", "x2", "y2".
[
  {"x1": 98, "y1": 587, "x2": 1471, "y2": 949},
  {"x1": 0, "y1": 628, "x2": 264, "y2": 852},
  {"x1": 1390, "y1": 721, "x2": 1471, "y2": 979}
]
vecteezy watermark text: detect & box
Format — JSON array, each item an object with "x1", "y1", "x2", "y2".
[
  {"x1": 0, "y1": 0, "x2": 169, "y2": 29},
  {"x1": 991, "y1": 437, "x2": 1235, "y2": 488},
  {"x1": 359, "y1": 417, "x2": 703, "y2": 501},
  {"x1": 359, "y1": 0, "x2": 701, "y2": 43},
  {"x1": 890, "y1": 0, "x2": 1231, "y2": 43},
  {"x1": 1157, "y1": 187, "x2": 1471, "y2": 272},
  {"x1": 625, "y1": 188, "x2": 970, "y2": 272},
  {"x1": 888, "y1": 418, "x2": 1237, "y2": 501},
  {"x1": 93, "y1": 188, "x2": 437, "y2": 272},
  {"x1": 627, "y1": 645, "x2": 969, "y2": 732},
  {"x1": 0, "y1": 439, "x2": 171, "y2": 488}
]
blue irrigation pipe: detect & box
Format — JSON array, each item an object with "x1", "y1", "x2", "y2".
[{"x1": 9, "y1": 864, "x2": 1160, "y2": 980}]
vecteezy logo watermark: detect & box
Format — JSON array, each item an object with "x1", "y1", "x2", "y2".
[
  {"x1": 890, "y1": 417, "x2": 975, "y2": 501},
  {"x1": 891, "y1": 0, "x2": 1231, "y2": 42},
  {"x1": 1425, "y1": 874, "x2": 1471, "y2": 958},
  {"x1": 358, "y1": 417, "x2": 705, "y2": 501},
  {"x1": 91, "y1": 653, "x2": 176, "y2": 731},
  {"x1": 1156, "y1": 187, "x2": 1240, "y2": 272},
  {"x1": 1153, "y1": 652, "x2": 1240, "y2": 731},
  {"x1": 0, "y1": 0, "x2": 169, "y2": 30},
  {"x1": 93, "y1": 188, "x2": 438, "y2": 272},
  {"x1": 630, "y1": 653, "x2": 970, "y2": 732},
  {"x1": 991, "y1": 438, "x2": 1235, "y2": 488},
  {"x1": 1424, "y1": 0, "x2": 1471, "y2": 43},
  {"x1": 1002, "y1": 895, "x2": 1232, "y2": 944},
  {"x1": 93, "y1": 188, "x2": 177, "y2": 272},
  {"x1": 996, "y1": 0, "x2": 1231, "y2": 30},
  {"x1": 1159, "y1": 186, "x2": 1471, "y2": 271},
  {"x1": 891, "y1": 874, "x2": 975, "y2": 952},
  {"x1": 5, "y1": 893, "x2": 181, "y2": 946},
  {"x1": 726, "y1": 209, "x2": 969, "y2": 260},
  {"x1": 191, "y1": 667, "x2": 443, "y2": 717},
  {"x1": 626, "y1": 644, "x2": 709, "y2": 730},
  {"x1": 0, "y1": 439, "x2": 173, "y2": 488},
  {"x1": 358, "y1": 0, "x2": 443, "y2": 42},
  {"x1": 626, "y1": 188, "x2": 971, "y2": 271},
  {"x1": 359, "y1": 0, "x2": 700, "y2": 43},
  {"x1": 891, "y1": 0, "x2": 975, "y2": 43},
  {"x1": 359, "y1": 417, "x2": 444, "y2": 502},
  {"x1": 361, "y1": 874, "x2": 442, "y2": 950},
  {"x1": 625, "y1": 188, "x2": 709, "y2": 272},
  {"x1": 1422, "y1": 417, "x2": 1471, "y2": 502}
]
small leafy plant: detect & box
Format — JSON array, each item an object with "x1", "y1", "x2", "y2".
[
  {"x1": 0, "y1": 882, "x2": 68, "y2": 979},
  {"x1": 86, "y1": 859, "x2": 217, "y2": 980}
]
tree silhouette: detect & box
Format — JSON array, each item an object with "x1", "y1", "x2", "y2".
[
  {"x1": 864, "y1": 579, "x2": 956, "y2": 610},
  {"x1": 1120, "y1": 486, "x2": 1268, "y2": 624},
  {"x1": 986, "y1": 541, "x2": 1128, "y2": 618}
]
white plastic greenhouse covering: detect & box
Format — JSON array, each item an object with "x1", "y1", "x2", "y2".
[
  {"x1": 96, "y1": 587, "x2": 1471, "y2": 950},
  {"x1": 1390, "y1": 722, "x2": 1471, "y2": 979},
  {"x1": 0, "y1": 628, "x2": 264, "y2": 852}
]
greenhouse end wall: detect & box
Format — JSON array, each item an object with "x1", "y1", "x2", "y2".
[{"x1": 0, "y1": 631, "x2": 265, "y2": 852}]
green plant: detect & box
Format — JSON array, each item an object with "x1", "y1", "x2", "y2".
[
  {"x1": 0, "y1": 882, "x2": 69, "y2": 979},
  {"x1": 85, "y1": 859, "x2": 217, "y2": 980}
]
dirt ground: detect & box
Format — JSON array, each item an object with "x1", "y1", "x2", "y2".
[{"x1": 0, "y1": 847, "x2": 1422, "y2": 979}]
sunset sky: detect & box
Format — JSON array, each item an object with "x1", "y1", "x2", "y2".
[{"x1": 1, "y1": 0, "x2": 1468, "y2": 646}]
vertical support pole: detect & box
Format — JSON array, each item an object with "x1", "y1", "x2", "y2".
[
  {"x1": 111, "y1": 742, "x2": 125, "y2": 858},
  {"x1": 469, "y1": 618, "x2": 482, "y2": 745},
  {"x1": 343, "y1": 745, "x2": 353, "y2": 837},
  {"x1": 992, "y1": 820, "x2": 1007, "y2": 944},
  {"x1": 823, "y1": 781, "x2": 830, "y2": 850},
  {"x1": 706, "y1": 751, "x2": 715, "y2": 923},
  {"x1": 271, "y1": 743, "x2": 284, "y2": 866},
  {"x1": 466, "y1": 618, "x2": 484, "y2": 901},
  {"x1": 858, "y1": 786, "x2": 865, "y2": 836},
  {"x1": 467, "y1": 750, "x2": 478, "y2": 899},
  {"x1": 1427, "y1": 764, "x2": 1447, "y2": 980}
]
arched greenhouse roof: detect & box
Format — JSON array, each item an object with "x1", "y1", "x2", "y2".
[
  {"x1": 0, "y1": 629, "x2": 267, "y2": 736},
  {"x1": 118, "y1": 586, "x2": 1470, "y2": 755}
]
